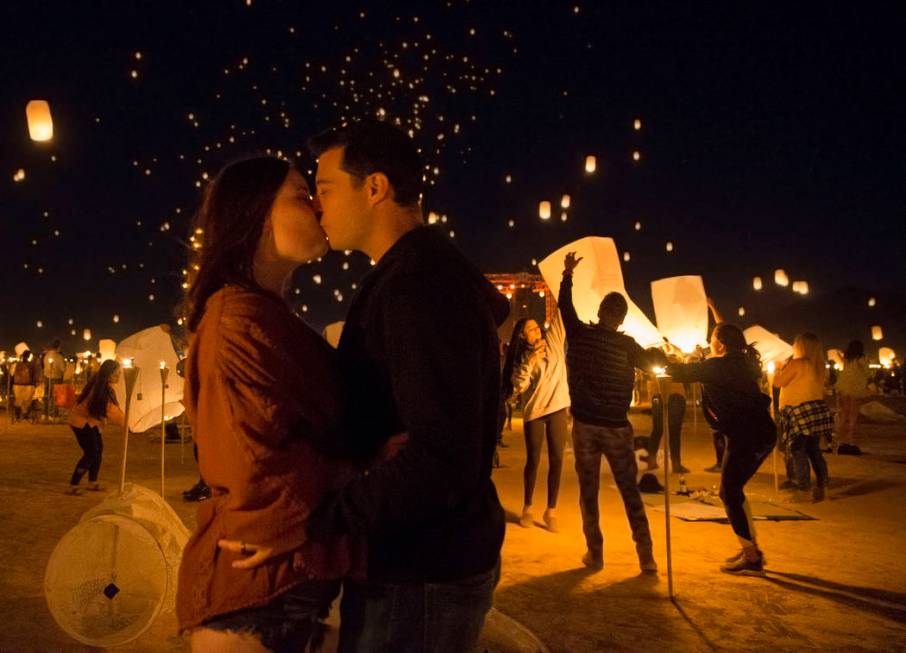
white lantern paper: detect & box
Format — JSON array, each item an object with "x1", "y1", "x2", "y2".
[
  {"x1": 623, "y1": 251, "x2": 631, "y2": 262},
  {"x1": 743, "y1": 325, "x2": 794, "y2": 365},
  {"x1": 538, "y1": 237, "x2": 663, "y2": 348},
  {"x1": 651, "y1": 276, "x2": 709, "y2": 353},
  {"x1": 98, "y1": 339, "x2": 117, "y2": 362},
  {"x1": 871, "y1": 325, "x2": 883, "y2": 341},
  {"x1": 560, "y1": 194, "x2": 571, "y2": 209},
  {"x1": 879, "y1": 347, "x2": 895, "y2": 367},
  {"x1": 115, "y1": 326, "x2": 184, "y2": 432},
  {"x1": 15, "y1": 342, "x2": 30, "y2": 357},
  {"x1": 539, "y1": 201, "x2": 551, "y2": 220},
  {"x1": 738, "y1": 306, "x2": 746, "y2": 317},
  {"x1": 774, "y1": 269, "x2": 789, "y2": 287},
  {"x1": 868, "y1": 297, "x2": 877, "y2": 307},
  {"x1": 665, "y1": 241, "x2": 674, "y2": 252},
  {"x1": 584, "y1": 155, "x2": 596, "y2": 173},
  {"x1": 82, "y1": 329, "x2": 92, "y2": 341},
  {"x1": 26, "y1": 100, "x2": 54, "y2": 141},
  {"x1": 753, "y1": 276, "x2": 763, "y2": 291}
]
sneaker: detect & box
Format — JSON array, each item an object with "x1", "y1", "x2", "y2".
[
  {"x1": 720, "y1": 552, "x2": 765, "y2": 576},
  {"x1": 639, "y1": 553, "x2": 658, "y2": 573},
  {"x1": 812, "y1": 485, "x2": 827, "y2": 502},
  {"x1": 582, "y1": 550, "x2": 604, "y2": 570},
  {"x1": 673, "y1": 464, "x2": 691, "y2": 474},
  {"x1": 724, "y1": 549, "x2": 768, "y2": 566},
  {"x1": 704, "y1": 464, "x2": 722, "y2": 473},
  {"x1": 65, "y1": 486, "x2": 84, "y2": 496},
  {"x1": 519, "y1": 511, "x2": 533, "y2": 528},
  {"x1": 542, "y1": 510, "x2": 559, "y2": 533}
]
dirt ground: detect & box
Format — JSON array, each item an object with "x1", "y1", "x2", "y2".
[{"x1": 1, "y1": 402, "x2": 905, "y2": 652}]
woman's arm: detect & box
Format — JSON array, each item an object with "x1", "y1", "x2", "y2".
[
  {"x1": 511, "y1": 349, "x2": 537, "y2": 395},
  {"x1": 773, "y1": 359, "x2": 798, "y2": 387}
]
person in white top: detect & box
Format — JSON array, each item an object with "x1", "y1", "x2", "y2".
[
  {"x1": 834, "y1": 340, "x2": 873, "y2": 455},
  {"x1": 502, "y1": 307, "x2": 570, "y2": 532}
]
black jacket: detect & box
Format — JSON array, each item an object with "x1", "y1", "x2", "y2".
[
  {"x1": 667, "y1": 354, "x2": 774, "y2": 443},
  {"x1": 558, "y1": 273, "x2": 665, "y2": 427},
  {"x1": 306, "y1": 227, "x2": 509, "y2": 583}
]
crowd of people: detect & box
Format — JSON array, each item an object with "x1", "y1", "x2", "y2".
[{"x1": 1, "y1": 118, "x2": 902, "y2": 652}]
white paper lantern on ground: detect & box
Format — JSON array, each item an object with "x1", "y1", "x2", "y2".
[
  {"x1": 26, "y1": 100, "x2": 54, "y2": 141},
  {"x1": 879, "y1": 347, "x2": 896, "y2": 367},
  {"x1": 871, "y1": 325, "x2": 883, "y2": 341},
  {"x1": 753, "y1": 276, "x2": 763, "y2": 291},
  {"x1": 774, "y1": 269, "x2": 789, "y2": 287},
  {"x1": 539, "y1": 201, "x2": 551, "y2": 220},
  {"x1": 584, "y1": 155, "x2": 596, "y2": 173}
]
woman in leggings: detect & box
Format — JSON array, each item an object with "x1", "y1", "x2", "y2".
[
  {"x1": 502, "y1": 307, "x2": 570, "y2": 532},
  {"x1": 66, "y1": 359, "x2": 124, "y2": 494},
  {"x1": 666, "y1": 324, "x2": 775, "y2": 576}
]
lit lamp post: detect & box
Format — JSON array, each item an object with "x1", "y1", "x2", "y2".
[
  {"x1": 159, "y1": 361, "x2": 169, "y2": 498},
  {"x1": 653, "y1": 366, "x2": 675, "y2": 600},
  {"x1": 118, "y1": 358, "x2": 140, "y2": 494}
]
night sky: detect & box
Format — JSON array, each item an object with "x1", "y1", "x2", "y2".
[{"x1": 2, "y1": 2, "x2": 904, "y2": 356}]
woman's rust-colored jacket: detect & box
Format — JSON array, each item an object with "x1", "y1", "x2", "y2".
[{"x1": 176, "y1": 285, "x2": 365, "y2": 631}]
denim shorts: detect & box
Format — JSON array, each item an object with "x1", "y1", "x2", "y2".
[{"x1": 203, "y1": 579, "x2": 340, "y2": 652}]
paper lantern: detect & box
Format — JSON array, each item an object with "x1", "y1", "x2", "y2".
[
  {"x1": 651, "y1": 276, "x2": 709, "y2": 353},
  {"x1": 774, "y1": 269, "x2": 789, "y2": 287},
  {"x1": 868, "y1": 297, "x2": 876, "y2": 307},
  {"x1": 538, "y1": 237, "x2": 663, "y2": 348},
  {"x1": 738, "y1": 306, "x2": 746, "y2": 317},
  {"x1": 753, "y1": 276, "x2": 763, "y2": 291},
  {"x1": 623, "y1": 251, "x2": 631, "y2": 262},
  {"x1": 115, "y1": 326, "x2": 184, "y2": 432},
  {"x1": 633, "y1": 118, "x2": 642, "y2": 130},
  {"x1": 560, "y1": 212, "x2": 568, "y2": 222},
  {"x1": 871, "y1": 325, "x2": 883, "y2": 341},
  {"x1": 26, "y1": 100, "x2": 53, "y2": 141},
  {"x1": 634, "y1": 221, "x2": 641, "y2": 231},
  {"x1": 879, "y1": 347, "x2": 895, "y2": 367},
  {"x1": 15, "y1": 342, "x2": 30, "y2": 357},
  {"x1": 665, "y1": 241, "x2": 674, "y2": 252},
  {"x1": 632, "y1": 150, "x2": 641, "y2": 161},
  {"x1": 584, "y1": 155, "x2": 596, "y2": 173},
  {"x1": 560, "y1": 194, "x2": 571, "y2": 209},
  {"x1": 539, "y1": 201, "x2": 551, "y2": 220},
  {"x1": 13, "y1": 168, "x2": 26, "y2": 182},
  {"x1": 82, "y1": 329, "x2": 92, "y2": 341},
  {"x1": 797, "y1": 281, "x2": 809, "y2": 295},
  {"x1": 99, "y1": 339, "x2": 117, "y2": 362},
  {"x1": 744, "y1": 325, "x2": 793, "y2": 365}
]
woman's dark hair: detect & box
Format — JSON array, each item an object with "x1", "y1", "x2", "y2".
[
  {"x1": 714, "y1": 323, "x2": 762, "y2": 376},
  {"x1": 308, "y1": 120, "x2": 422, "y2": 206},
  {"x1": 183, "y1": 157, "x2": 291, "y2": 332},
  {"x1": 501, "y1": 318, "x2": 532, "y2": 401},
  {"x1": 844, "y1": 340, "x2": 864, "y2": 361},
  {"x1": 78, "y1": 359, "x2": 120, "y2": 420}
]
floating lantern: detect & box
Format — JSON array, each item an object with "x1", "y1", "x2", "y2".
[
  {"x1": 26, "y1": 100, "x2": 54, "y2": 141},
  {"x1": 560, "y1": 212, "x2": 568, "y2": 222},
  {"x1": 796, "y1": 281, "x2": 809, "y2": 295},
  {"x1": 868, "y1": 297, "x2": 876, "y2": 307},
  {"x1": 82, "y1": 329, "x2": 92, "y2": 341},
  {"x1": 99, "y1": 339, "x2": 117, "y2": 362},
  {"x1": 651, "y1": 275, "x2": 709, "y2": 353},
  {"x1": 623, "y1": 251, "x2": 631, "y2": 262},
  {"x1": 634, "y1": 221, "x2": 642, "y2": 231},
  {"x1": 13, "y1": 168, "x2": 26, "y2": 182},
  {"x1": 36, "y1": 321, "x2": 43, "y2": 329},
  {"x1": 539, "y1": 201, "x2": 551, "y2": 220},
  {"x1": 879, "y1": 347, "x2": 895, "y2": 368},
  {"x1": 633, "y1": 118, "x2": 642, "y2": 130},
  {"x1": 753, "y1": 276, "x2": 763, "y2": 291},
  {"x1": 665, "y1": 241, "x2": 674, "y2": 252},
  {"x1": 584, "y1": 155, "x2": 596, "y2": 173},
  {"x1": 774, "y1": 269, "x2": 789, "y2": 287},
  {"x1": 871, "y1": 325, "x2": 883, "y2": 341},
  {"x1": 632, "y1": 150, "x2": 641, "y2": 161},
  {"x1": 560, "y1": 194, "x2": 571, "y2": 209},
  {"x1": 738, "y1": 306, "x2": 746, "y2": 317},
  {"x1": 113, "y1": 314, "x2": 120, "y2": 323}
]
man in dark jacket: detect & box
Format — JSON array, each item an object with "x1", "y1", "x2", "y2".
[
  {"x1": 559, "y1": 252, "x2": 664, "y2": 574},
  {"x1": 305, "y1": 120, "x2": 508, "y2": 651}
]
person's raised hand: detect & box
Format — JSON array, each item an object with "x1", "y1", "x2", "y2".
[{"x1": 563, "y1": 251, "x2": 583, "y2": 273}]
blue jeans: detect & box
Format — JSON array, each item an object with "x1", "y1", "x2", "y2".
[
  {"x1": 202, "y1": 579, "x2": 340, "y2": 653},
  {"x1": 339, "y1": 559, "x2": 500, "y2": 653}
]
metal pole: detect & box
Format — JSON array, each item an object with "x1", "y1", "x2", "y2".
[
  {"x1": 159, "y1": 363, "x2": 169, "y2": 498},
  {"x1": 656, "y1": 373, "x2": 675, "y2": 600},
  {"x1": 767, "y1": 368, "x2": 779, "y2": 497},
  {"x1": 119, "y1": 362, "x2": 140, "y2": 495}
]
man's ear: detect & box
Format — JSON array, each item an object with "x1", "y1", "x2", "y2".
[{"x1": 366, "y1": 172, "x2": 392, "y2": 206}]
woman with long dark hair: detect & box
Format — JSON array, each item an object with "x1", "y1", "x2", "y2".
[
  {"x1": 666, "y1": 323, "x2": 775, "y2": 576},
  {"x1": 175, "y1": 157, "x2": 364, "y2": 652},
  {"x1": 66, "y1": 359, "x2": 123, "y2": 495},
  {"x1": 502, "y1": 309, "x2": 570, "y2": 532},
  {"x1": 835, "y1": 339, "x2": 872, "y2": 455}
]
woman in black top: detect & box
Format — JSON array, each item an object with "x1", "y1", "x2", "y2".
[{"x1": 666, "y1": 324, "x2": 775, "y2": 576}]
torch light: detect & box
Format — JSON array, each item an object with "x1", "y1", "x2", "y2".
[{"x1": 118, "y1": 358, "x2": 139, "y2": 494}]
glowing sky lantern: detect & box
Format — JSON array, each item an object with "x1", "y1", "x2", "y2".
[
  {"x1": 871, "y1": 325, "x2": 883, "y2": 341},
  {"x1": 633, "y1": 118, "x2": 642, "y2": 130},
  {"x1": 115, "y1": 326, "x2": 184, "y2": 432},
  {"x1": 744, "y1": 325, "x2": 794, "y2": 364},
  {"x1": 539, "y1": 201, "x2": 551, "y2": 220},
  {"x1": 538, "y1": 237, "x2": 663, "y2": 348},
  {"x1": 797, "y1": 281, "x2": 809, "y2": 295},
  {"x1": 665, "y1": 241, "x2": 674, "y2": 252},
  {"x1": 753, "y1": 276, "x2": 763, "y2": 291},
  {"x1": 98, "y1": 339, "x2": 117, "y2": 362},
  {"x1": 26, "y1": 100, "x2": 54, "y2": 141},
  {"x1": 560, "y1": 194, "x2": 571, "y2": 209},
  {"x1": 868, "y1": 297, "x2": 876, "y2": 307},
  {"x1": 634, "y1": 221, "x2": 642, "y2": 231},
  {"x1": 738, "y1": 306, "x2": 746, "y2": 317},
  {"x1": 651, "y1": 275, "x2": 709, "y2": 353},
  {"x1": 13, "y1": 168, "x2": 26, "y2": 182},
  {"x1": 584, "y1": 155, "x2": 596, "y2": 173},
  {"x1": 879, "y1": 347, "x2": 896, "y2": 367},
  {"x1": 774, "y1": 269, "x2": 789, "y2": 287},
  {"x1": 82, "y1": 328, "x2": 92, "y2": 341},
  {"x1": 632, "y1": 150, "x2": 641, "y2": 161},
  {"x1": 623, "y1": 251, "x2": 631, "y2": 262}
]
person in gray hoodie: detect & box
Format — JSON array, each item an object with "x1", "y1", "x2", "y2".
[{"x1": 504, "y1": 306, "x2": 571, "y2": 532}]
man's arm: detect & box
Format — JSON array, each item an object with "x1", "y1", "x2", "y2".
[{"x1": 305, "y1": 273, "x2": 491, "y2": 541}]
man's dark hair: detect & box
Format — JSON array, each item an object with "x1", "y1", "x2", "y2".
[
  {"x1": 598, "y1": 292, "x2": 628, "y2": 324},
  {"x1": 308, "y1": 120, "x2": 422, "y2": 206}
]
